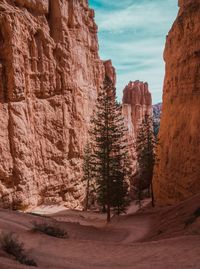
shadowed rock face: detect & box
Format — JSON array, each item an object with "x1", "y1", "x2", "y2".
[
  {"x1": 122, "y1": 81, "x2": 152, "y2": 177},
  {"x1": 178, "y1": 0, "x2": 200, "y2": 9},
  {"x1": 153, "y1": 0, "x2": 200, "y2": 205},
  {"x1": 0, "y1": 0, "x2": 106, "y2": 209}
]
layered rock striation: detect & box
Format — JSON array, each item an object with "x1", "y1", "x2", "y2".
[
  {"x1": 153, "y1": 0, "x2": 200, "y2": 204},
  {"x1": 0, "y1": 0, "x2": 106, "y2": 209},
  {"x1": 122, "y1": 81, "x2": 152, "y2": 177}
]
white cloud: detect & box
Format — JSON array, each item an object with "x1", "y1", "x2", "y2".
[
  {"x1": 90, "y1": 0, "x2": 179, "y2": 104},
  {"x1": 96, "y1": 1, "x2": 177, "y2": 33}
]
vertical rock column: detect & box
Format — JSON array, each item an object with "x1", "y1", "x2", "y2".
[{"x1": 153, "y1": 0, "x2": 200, "y2": 205}]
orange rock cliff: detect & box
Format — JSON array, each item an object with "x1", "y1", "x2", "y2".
[
  {"x1": 0, "y1": 0, "x2": 110, "y2": 209},
  {"x1": 153, "y1": 0, "x2": 200, "y2": 204}
]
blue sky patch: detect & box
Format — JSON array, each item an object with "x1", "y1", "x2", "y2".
[{"x1": 89, "y1": 0, "x2": 178, "y2": 104}]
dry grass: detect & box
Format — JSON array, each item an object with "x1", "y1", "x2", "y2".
[
  {"x1": 0, "y1": 232, "x2": 37, "y2": 266},
  {"x1": 32, "y1": 221, "x2": 68, "y2": 238}
]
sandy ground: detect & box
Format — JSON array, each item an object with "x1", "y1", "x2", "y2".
[{"x1": 0, "y1": 196, "x2": 200, "y2": 269}]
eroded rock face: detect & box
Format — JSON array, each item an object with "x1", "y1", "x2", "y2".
[
  {"x1": 103, "y1": 60, "x2": 116, "y2": 85},
  {"x1": 0, "y1": 0, "x2": 105, "y2": 209},
  {"x1": 14, "y1": 0, "x2": 49, "y2": 14},
  {"x1": 153, "y1": 0, "x2": 200, "y2": 205},
  {"x1": 122, "y1": 81, "x2": 152, "y2": 177}
]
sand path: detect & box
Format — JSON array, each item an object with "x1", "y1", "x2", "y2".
[{"x1": 0, "y1": 199, "x2": 199, "y2": 269}]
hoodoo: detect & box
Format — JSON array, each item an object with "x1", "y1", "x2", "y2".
[
  {"x1": 153, "y1": 0, "x2": 200, "y2": 204},
  {"x1": 0, "y1": 0, "x2": 107, "y2": 209},
  {"x1": 122, "y1": 81, "x2": 152, "y2": 176},
  {"x1": 103, "y1": 60, "x2": 116, "y2": 85}
]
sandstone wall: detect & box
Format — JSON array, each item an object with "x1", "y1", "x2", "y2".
[
  {"x1": 122, "y1": 81, "x2": 152, "y2": 178},
  {"x1": 153, "y1": 0, "x2": 200, "y2": 204},
  {"x1": 0, "y1": 0, "x2": 106, "y2": 209}
]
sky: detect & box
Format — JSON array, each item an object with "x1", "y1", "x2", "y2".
[{"x1": 88, "y1": 0, "x2": 179, "y2": 104}]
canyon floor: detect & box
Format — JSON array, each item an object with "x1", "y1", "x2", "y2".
[{"x1": 0, "y1": 195, "x2": 200, "y2": 269}]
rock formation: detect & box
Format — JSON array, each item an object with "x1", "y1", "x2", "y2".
[
  {"x1": 153, "y1": 0, "x2": 200, "y2": 204},
  {"x1": 103, "y1": 60, "x2": 116, "y2": 85},
  {"x1": 122, "y1": 81, "x2": 152, "y2": 177},
  {"x1": 0, "y1": 0, "x2": 107, "y2": 209}
]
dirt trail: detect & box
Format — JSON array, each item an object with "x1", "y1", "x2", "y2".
[{"x1": 0, "y1": 197, "x2": 199, "y2": 269}]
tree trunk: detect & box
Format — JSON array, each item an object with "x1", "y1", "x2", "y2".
[
  {"x1": 151, "y1": 181, "x2": 155, "y2": 207},
  {"x1": 107, "y1": 203, "x2": 111, "y2": 222},
  {"x1": 85, "y1": 179, "x2": 90, "y2": 211},
  {"x1": 102, "y1": 204, "x2": 106, "y2": 213}
]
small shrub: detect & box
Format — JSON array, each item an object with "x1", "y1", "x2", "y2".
[
  {"x1": 0, "y1": 232, "x2": 37, "y2": 266},
  {"x1": 193, "y1": 207, "x2": 200, "y2": 218},
  {"x1": 32, "y1": 222, "x2": 68, "y2": 238}
]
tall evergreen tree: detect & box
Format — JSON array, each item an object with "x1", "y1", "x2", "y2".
[
  {"x1": 90, "y1": 76, "x2": 130, "y2": 222},
  {"x1": 135, "y1": 114, "x2": 156, "y2": 207}
]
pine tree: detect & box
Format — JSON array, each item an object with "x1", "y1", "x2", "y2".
[
  {"x1": 90, "y1": 76, "x2": 130, "y2": 222},
  {"x1": 135, "y1": 114, "x2": 156, "y2": 207},
  {"x1": 108, "y1": 102, "x2": 131, "y2": 215},
  {"x1": 82, "y1": 142, "x2": 94, "y2": 211},
  {"x1": 134, "y1": 166, "x2": 143, "y2": 209}
]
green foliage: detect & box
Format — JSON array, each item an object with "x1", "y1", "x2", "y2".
[
  {"x1": 153, "y1": 103, "x2": 162, "y2": 138},
  {"x1": 134, "y1": 114, "x2": 156, "y2": 207},
  {"x1": 153, "y1": 124, "x2": 160, "y2": 137},
  {"x1": 0, "y1": 232, "x2": 37, "y2": 266},
  {"x1": 82, "y1": 142, "x2": 96, "y2": 210},
  {"x1": 32, "y1": 222, "x2": 68, "y2": 238},
  {"x1": 90, "y1": 76, "x2": 131, "y2": 221}
]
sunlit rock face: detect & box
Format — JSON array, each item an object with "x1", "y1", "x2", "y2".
[
  {"x1": 153, "y1": 0, "x2": 200, "y2": 205},
  {"x1": 13, "y1": 0, "x2": 49, "y2": 14},
  {"x1": 122, "y1": 81, "x2": 152, "y2": 179},
  {"x1": 103, "y1": 60, "x2": 116, "y2": 85},
  {"x1": 0, "y1": 0, "x2": 106, "y2": 209}
]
